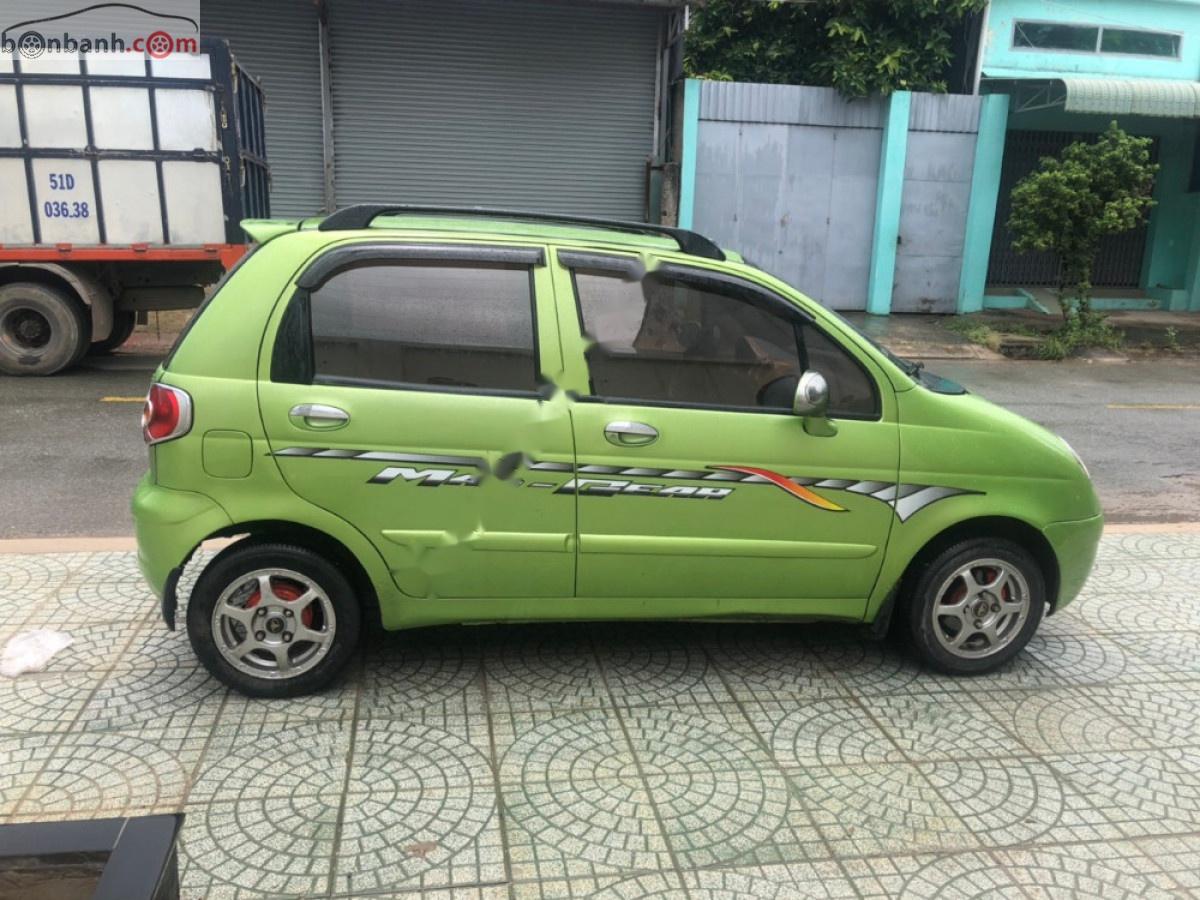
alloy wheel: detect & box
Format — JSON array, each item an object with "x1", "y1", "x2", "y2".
[
  {"x1": 930, "y1": 558, "x2": 1031, "y2": 659},
  {"x1": 211, "y1": 568, "x2": 336, "y2": 679}
]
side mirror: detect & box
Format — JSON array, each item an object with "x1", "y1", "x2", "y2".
[{"x1": 793, "y1": 370, "x2": 830, "y2": 418}]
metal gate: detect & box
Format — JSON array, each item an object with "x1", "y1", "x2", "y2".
[
  {"x1": 327, "y1": 0, "x2": 660, "y2": 219},
  {"x1": 988, "y1": 130, "x2": 1152, "y2": 288},
  {"x1": 203, "y1": 0, "x2": 324, "y2": 217},
  {"x1": 692, "y1": 83, "x2": 887, "y2": 310}
]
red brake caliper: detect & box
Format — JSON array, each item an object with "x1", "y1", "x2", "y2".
[{"x1": 244, "y1": 578, "x2": 315, "y2": 627}]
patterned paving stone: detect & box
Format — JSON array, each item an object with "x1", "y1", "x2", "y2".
[
  {"x1": 989, "y1": 845, "x2": 1180, "y2": 898},
  {"x1": 192, "y1": 722, "x2": 352, "y2": 803},
  {"x1": 178, "y1": 797, "x2": 336, "y2": 898},
  {"x1": 18, "y1": 728, "x2": 200, "y2": 818},
  {"x1": 0, "y1": 669, "x2": 98, "y2": 734},
  {"x1": 789, "y1": 763, "x2": 975, "y2": 857},
  {"x1": 1110, "y1": 630, "x2": 1200, "y2": 679},
  {"x1": 752, "y1": 697, "x2": 901, "y2": 768},
  {"x1": 503, "y1": 775, "x2": 671, "y2": 878},
  {"x1": 867, "y1": 693, "x2": 1027, "y2": 761},
  {"x1": 1047, "y1": 748, "x2": 1200, "y2": 836},
  {"x1": 361, "y1": 632, "x2": 486, "y2": 720},
  {"x1": 591, "y1": 623, "x2": 732, "y2": 708},
  {"x1": 678, "y1": 864, "x2": 856, "y2": 900},
  {"x1": 703, "y1": 624, "x2": 848, "y2": 702},
  {"x1": 1071, "y1": 590, "x2": 1200, "y2": 634},
  {"x1": 918, "y1": 756, "x2": 1070, "y2": 846},
  {"x1": 77, "y1": 658, "x2": 226, "y2": 731},
  {"x1": 1134, "y1": 833, "x2": 1200, "y2": 892},
  {"x1": 0, "y1": 554, "x2": 72, "y2": 607},
  {"x1": 482, "y1": 625, "x2": 611, "y2": 715},
  {"x1": 510, "y1": 872, "x2": 686, "y2": 900},
  {"x1": 3, "y1": 539, "x2": 1200, "y2": 899},
  {"x1": 621, "y1": 705, "x2": 774, "y2": 775},
  {"x1": 980, "y1": 686, "x2": 1154, "y2": 754},
  {"x1": 0, "y1": 732, "x2": 61, "y2": 817},
  {"x1": 331, "y1": 787, "x2": 503, "y2": 895},
  {"x1": 44, "y1": 574, "x2": 159, "y2": 624}
]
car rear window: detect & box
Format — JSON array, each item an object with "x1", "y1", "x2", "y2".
[{"x1": 277, "y1": 259, "x2": 541, "y2": 395}]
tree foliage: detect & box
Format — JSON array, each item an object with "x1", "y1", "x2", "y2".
[
  {"x1": 684, "y1": 0, "x2": 985, "y2": 98},
  {"x1": 1008, "y1": 122, "x2": 1157, "y2": 329}
]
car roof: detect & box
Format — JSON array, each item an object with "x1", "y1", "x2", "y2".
[{"x1": 240, "y1": 214, "x2": 739, "y2": 260}]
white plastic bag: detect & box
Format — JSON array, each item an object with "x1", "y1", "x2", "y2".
[{"x1": 0, "y1": 630, "x2": 74, "y2": 677}]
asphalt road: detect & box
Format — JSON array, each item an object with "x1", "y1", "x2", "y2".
[{"x1": 1, "y1": 352, "x2": 1197, "y2": 537}]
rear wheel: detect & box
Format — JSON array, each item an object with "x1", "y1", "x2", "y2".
[
  {"x1": 187, "y1": 543, "x2": 362, "y2": 697},
  {"x1": 0, "y1": 282, "x2": 91, "y2": 375},
  {"x1": 89, "y1": 310, "x2": 136, "y2": 355},
  {"x1": 904, "y1": 538, "x2": 1044, "y2": 675}
]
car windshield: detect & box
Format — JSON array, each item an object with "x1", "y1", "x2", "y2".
[{"x1": 828, "y1": 310, "x2": 967, "y2": 395}]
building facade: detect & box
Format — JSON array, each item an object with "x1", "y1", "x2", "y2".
[
  {"x1": 201, "y1": 0, "x2": 685, "y2": 220},
  {"x1": 963, "y1": 0, "x2": 1200, "y2": 313}
]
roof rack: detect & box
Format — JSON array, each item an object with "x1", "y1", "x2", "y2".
[{"x1": 316, "y1": 204, "x2": 726, "y2": 262}]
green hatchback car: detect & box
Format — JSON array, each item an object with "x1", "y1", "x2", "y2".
[{"x1": 133, "y1": 205, "x2": 1102, "y2": 697}]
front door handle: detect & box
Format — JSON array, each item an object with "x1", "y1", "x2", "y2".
[
  {"x1": 289, "y1": 403, "x2": 350, "y2": 430},
  {"x1": 604, "y1": 421, "x2": 658, "y2": 447}
]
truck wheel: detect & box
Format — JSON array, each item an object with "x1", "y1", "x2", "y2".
[
  {"x1": 89, "y1": 310, "x2": 136, "y2": 355},
  {"x1": 0, "y1": 282, "x2": 91, "y2": 376}
]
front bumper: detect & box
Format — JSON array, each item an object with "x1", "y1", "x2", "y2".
[
  {"x1": 132, "y1": 473, "x2": 232, "y2": 603},
  {"x1": 1043, "y1": 513, "x2": 1104, "y2": 611}
]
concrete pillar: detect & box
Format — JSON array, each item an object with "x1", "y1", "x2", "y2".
[
  {"x1": 677, "y1": 79, "x2": 701, "y2": 230},
  {"x1": 956, "y1": 93, "x2": 1010, "y2": 314},
  {"x1": 866, "y1": 91, "x2": 911, "y2": 316}
]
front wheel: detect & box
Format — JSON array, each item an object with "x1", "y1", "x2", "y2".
[
  {"x1": 187, "y1": 543, "x2": 362, "y2": 697},
  {"x1": 904, "y1": 538, "x2": 1045, "y2": 675}
]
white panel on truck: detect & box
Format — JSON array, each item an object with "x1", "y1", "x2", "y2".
[
  {"x1": 98, "y1": 160, "x2": 163, "y2": 243},
  {"x1": 91, "y1": 88, "x2": 155, "y2": 150},
  {"x1": 24, "y1": 85, "x2": 88, "y2": 148},
  {"x1": 155, "y1": 90, "x2": 218, "y2": 151},
  {"x1": 85, "y1": 54, "x2": 147, "y2": 77},
  {"x1": 20, "y1": 54, "x2": 81, "y2": 75},
  {"x1": 31, "y1": 159, "x2": 100, "y2": 244},
  {"x1": 0, "y1": 86, "x2": 19, "y2": 147},
  {"x1": 151, "y1": 55, "x2": 212, "y2": 80},
  {"x1": 0, "y1": 159, "x2": 34, "y2": 243},
  {"x1": 0, "y1": 54, "x2": 11, "y2": 73},
  {"x1": 163, "y1": 161, "x2": 224, "y2": 243}
]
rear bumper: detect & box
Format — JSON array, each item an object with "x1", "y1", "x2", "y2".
[
  {"x1": 1043, "y1": 513, "x2": 1104, "y2": 611},
  {"x1": 132, "y1": 473, "x2": 231, "y2": 602}
]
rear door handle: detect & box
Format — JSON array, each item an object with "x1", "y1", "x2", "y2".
[
  {"x1": 289, "y1": 403, "x2": 350, "y2": 430},
  {"x1": 604, "y1": 421, "x2": 658, "y2": 447}
]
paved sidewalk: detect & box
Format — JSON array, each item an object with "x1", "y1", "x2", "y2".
[{"x1": 1, "y1": 532, "x2": 1198, "y2": 899}]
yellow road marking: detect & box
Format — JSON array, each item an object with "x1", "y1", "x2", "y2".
[
  {"x1": 100, "y1": 396, "x2": 144, "y2": 403},
  {"x1": 1107, "y1": 403, "x2": 1200, "y2": 410}
]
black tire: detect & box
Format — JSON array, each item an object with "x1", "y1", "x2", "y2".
[
  {"x1": 903, "y1": 537, "x2": 1045, "y2": 675},
  {"x1": 187, "y1": 542, "x2": 362, "y2": 698},
  {"x1": 89, "y1": 310, "x2": 136, "y2": 355},
  {"x1": 0, "y1": 282, "x2": 91, "y2": 376}
]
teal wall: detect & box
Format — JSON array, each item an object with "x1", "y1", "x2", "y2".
[{"x1": 982, "y1": 0, "x2": 1200, "y2": 81}]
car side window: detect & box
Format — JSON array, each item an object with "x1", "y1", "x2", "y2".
[
  {"x1": 570, "y1": 265, "x2": 878, "y2": 418},
  {"x1": 284, "y1": 260, "x2": 540, "y2": 394}
]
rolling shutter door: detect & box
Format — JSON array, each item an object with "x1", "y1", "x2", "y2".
[
  {"x1": 202, "y1": 0, "x2": 324, "y2": 216},
  {"x1": 328, "y1": 0, "x2": 660, "y2": 219}
]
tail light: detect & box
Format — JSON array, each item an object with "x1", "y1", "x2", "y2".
[{"x1": 142, "y1": 383, "x2": 193, "y2": 445}]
